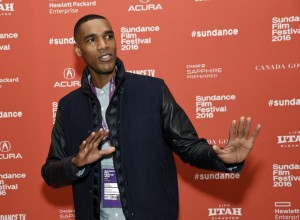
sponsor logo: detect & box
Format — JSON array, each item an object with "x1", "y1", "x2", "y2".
[
  {"x1": 0, "y1": 76, "x2": 19, "y2": 89},
  {"x1": 207, "y1": 138, "x2": 228, "y2": 145},
  {"x1": 0, "y1": 43, "x2": 10, "y2": 51},
  {"x1": 120, "y1": 26, "x2": 160, "y2": 51},
  {"x1": 273, "y1": 164, "x2": 300, "y2": 188},
  {"x1": 274, "y1": 202, "x2": 300, "y2": 219},
  {"x1": 0, "y1": 111, "x2": 23, "y2": 119},
  {"x1": 0, "y1": 141, "x2": 11, "y2": 152},
  {"x1": 128, "y1": 0, "x2": 163, "y2": 12},
  {"x1": 272, "y1": 16, "x2": 300, "y2": 42},
  {"x1": 195, "y1": 94, "x2": 236, "y2": 119},
  {"x1": 54, "y1": 68, "x2": 80, "y2": 88},
  {"x1": 0, "y1": 214, "x2": 26, "y2": 219},
  {"x1": 268, "y1": 98, "x2": 300, "y2": 107},
  {"x1": 255, "y1": 62, "x2": 300, "y2": 71},
  {"x1": 208, "y1": 204, "x2": 242, "y2": 219},
  {"x1": 191, "y1": 28, "x2": 238, "y2": 38},
  {"x1": 49, "y1": 36, "x2": 75, "y2": 45},
  {"x1": 63, "y1": 68, "x2": 76, "y2": 80},
  {"x1": 59, "y1": 209, "x2": 75, "y2": 219},
  {"x1": 0, "y1": 0, "x2": 15, "y2": 16},
  {"x1": 127, "y1": 69, "x2": 155, "y2": 77},
  {"x1": 0, "y1": 173, "x2": 26, "y2": 196},
  {"x1": 277, "y1": 131, "x2": 300, "y2": 148},
  {"x1": 48, "y1": 0, "x2": 96, "y2": 15},
  {"x1": 0, "y1": 32, "x2": 18, "y2": 51},
  {"x1": 0, "y1": 32, "x2": 18, "y2": 39},
  {"x1": 52, "y1": 102, "x2": 58, "y2": 124},
  {"x1": 186, "y1": 63, "x2": 222, "y2": 79},
  {"x1": 194, "y1": 172, "x2": 240, "y2": 181},
  {"x1": 0, "y1": 141, "x2": 22, "y2": 160}
]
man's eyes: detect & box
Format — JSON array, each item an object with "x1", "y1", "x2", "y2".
[
  {"x1": 85, "y1": 34, "x2": 114, "y2": 43},
  {"x1": 105, "y1": 33, "x2": 115, "y2": 39},
  {"x1": 86, "y1": 37, "x2": 96, "y2": 43}
]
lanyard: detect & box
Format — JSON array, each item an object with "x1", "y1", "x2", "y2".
[
  {"x1": 101, "y1": 76, "x2": 115, "y2": 131},
  {"x1": 90, "y1": 76, "x2": 116, "y2": 146}
]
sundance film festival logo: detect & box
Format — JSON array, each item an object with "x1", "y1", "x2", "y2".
[
  {"x1": 0, "y1": 32, "x2": 18, "y2": 51},
  {"x1": 54, "y1": 68, "x2": 80, "y2": 88},
  {"x1": 128, "y1": 0, "x2": 163, "y2": 12},
  {"x1": 277, "y1": 131, "x2": 300, "y2": 148},
  {"x1": 0, "y1": 172, "x2": 26, "y2": 196},
  {"x1": 120, "y1": 25, "x2": 159, "y2": 51},
  {"x1": 272, "y1": 16, "x2": 300, "y2": 42},
  {"x1": 0, "y1": 0, "x2": 15, "y2": 16},
  {"x1": 208, "y1": 204, "x2": 242, "y2": 219},
  {"x1": 0, "y1": 110, "x2": 22, "y2": 119},
  {"x1": 52, "y1": 101, "x2": 58, "y2": 124},
  {"x1": 0, "y1": 141, "x2": 22, "y2": 160},
  {"x1": 273, "y1": 164, "x2": 300, "y2": 188},
  {"x1": 195, "y1": 94, "x2": 236, "y2": 119}
]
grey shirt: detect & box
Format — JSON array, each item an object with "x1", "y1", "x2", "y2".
[{"x1": 96, "y1": 82, "x2": 125, "y2": 220}]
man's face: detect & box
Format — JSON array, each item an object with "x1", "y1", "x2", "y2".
[{"x1": 74, "y1": 19, "x2": 117, "y2": 75}]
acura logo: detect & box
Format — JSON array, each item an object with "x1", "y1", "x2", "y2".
[
  {"x1": 140, "y1": 0, "x2": 150, "y2": 3},
  {"x1": 63, "y1": 68, "x2": 76, "y2": 80},
  {"x1": 0, "y1": 141, "x2": 11, "y2": 152}
]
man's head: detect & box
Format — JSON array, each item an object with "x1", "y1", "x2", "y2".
[{"x1": 74, "y1": 14, "x2": 117, "y2": 76}]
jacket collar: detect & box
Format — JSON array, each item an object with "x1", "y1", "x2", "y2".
[{"x1": 81, "y1": 57, "x2": 126, "y2": 95}]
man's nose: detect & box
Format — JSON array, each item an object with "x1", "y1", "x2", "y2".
[{"x1": 97, "y1": 38, "x2": 108, "y2": 50}]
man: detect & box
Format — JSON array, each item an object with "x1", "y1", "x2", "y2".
[{"x1": 41, "y1": 14, "x2": 261, "y2": 220}]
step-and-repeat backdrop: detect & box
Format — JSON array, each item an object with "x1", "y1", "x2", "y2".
[{"x1": 1, "y1": 0, "x2": 299, "y2": 219}]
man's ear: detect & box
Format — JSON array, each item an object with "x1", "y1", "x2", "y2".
[{"x1": 74, "y1": 43, "x2": 82, "y2": 57}]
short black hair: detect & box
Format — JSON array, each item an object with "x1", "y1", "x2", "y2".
[{"x1": 74, "y1": 14, "x2": 107, "y2": 40}]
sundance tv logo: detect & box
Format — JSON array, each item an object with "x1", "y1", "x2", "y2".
[
  {"x1": 128, "y1": 0, "x2": 162, "y2": 12},
  {"x1": 54, "y1": 68, "x2": 80, "y2": 88},
  {"x1": 0, "y1": 141, "x2": 22, "y2": 160},
  {"x1": 0, "y1": 0, "x2": 15, "y2": 16}
]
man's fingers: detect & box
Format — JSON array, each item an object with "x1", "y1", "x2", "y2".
[
  {"x1": 229, "y1": 119, "x2": 237, "y2": 141},
  {"x1": 83, "y1": 129, "x2": 109, "y2": 149},
  {"x1": 244, "y1": 117, "x2": 251, "y2": 138},
  {"x1": 85, "y1": 131, "x2": 97, "y2": 144},
  {"x1": 93, "y1": 129, "x2": 109, "y2": 146},
  {"x1": 250, "y1": 124, "x2": 262, "y2": 142},
  {"x1": 78, "y1": 129, "x2": 108, "y2": 154},
  {"x1": 98, "y1": 147, "x2": 116, "y2": 157},
  {"x1": 237, "y1": 116, "x2": 246, "y2": 138},
  {"x1": 213, "y1": 145, "x2": 222, "y2": 154}
]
